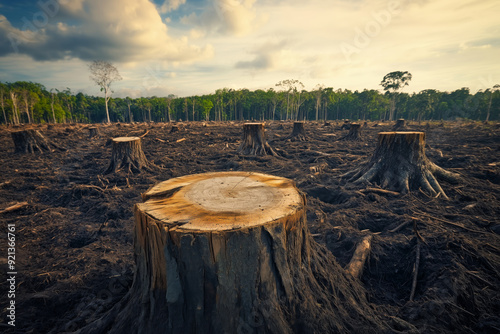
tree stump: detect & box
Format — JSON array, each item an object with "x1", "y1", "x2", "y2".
[
  {"x1": 88, "y1": 127, "x2": 100, "y2": 138},
  {"x1": 340, "y1": 120, "x2": 351, "y2": 130},
  {"x1": 170, "y1": 124, "x2": 179, "y2": 133},
  {"x1": 343, "y1": 132, "x2": 460, "y2": 199},
  {"x1": 237, "y1": 123, "x2": 278, "y2": 156},
  {"x1": 393, "y1": 118, "x2": 406, "y2": 130},
  {"x1": 11, "y1": 129, "x2": 52, "y2": 153},
  {"x1": 104, "y1": 137, "x2": 152, "y2": 174},
  {"x1": 339, "y1": 123, "x2": 362, "y2": 141},
  {"x1": 79, "y1": 172, "x2": 387, "y2": 334},
  {"x1": 285, "y1": 121, "x2": 307, "y2": 141}
]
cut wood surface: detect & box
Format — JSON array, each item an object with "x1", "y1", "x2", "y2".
[
  {"x1": 141, "y1": 171, "x2": 302, "y2": 231},
  {"x1": 345, "y1": 234, "x2": 372, "y2": 279}
]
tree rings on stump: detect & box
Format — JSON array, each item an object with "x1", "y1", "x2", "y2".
[
  {"x1": 104, "y1": 137, "x2": 152, "y2": 174},
  {"x1": 11, "y1": 129, "x2": 53, "y2": 153},
  {"x1": 339, "y1": 123, "x2": 362, "y2": 141},
  {"x1": 81, "y1": 171, "x2": 388, "y2": 334},
  {"x1": 285, "y1": 121, "x2": 307, "y2": 141},
  {"x1": 343, "y1": 132, "x2": 460, "y2": 199},
  {"x1": 237, "y1": 122, "x2": 278, "y2": 156}
]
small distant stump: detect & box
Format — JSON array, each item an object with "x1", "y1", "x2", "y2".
[
  {"x1": 88, "y1": 127, "x2": 100, "y2": 138},
  {"x1": 393, "y1": 119, "x2": 406, "y2": 130},
  {"x1": 343, "y1": 132, "x2": 460, "y2": 198},
  {"x1": 339, "y1": 123, "x2": 362, "y2": 141},
  {"x1": 80, "y1": 171, "x2": 386, "y2": 334},
  {"x1": 104, "y1": 137, "x2": 152, "y2": 174},
  {"x1": 170, "y1": 124, "x2": 179, "y2": 133},
  {"x1": 11, "y1": 129, "x2": 52, "y2": 153},
  {"x1": 237, "y1": 122, "x2": 278, "y2": 156},
  {"x1": 341, "y1": 120, "x2": 351, "y2": 130},
  {"x1": 285, "y1": 121, "x2": 307, "y2": 141}
]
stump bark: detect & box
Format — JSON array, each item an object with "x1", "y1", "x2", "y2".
[
  {"x1": 79, "y1": 172, "x2": 388, "y2": 334},
  {"x1": 340, "y1": 120, "x2": 351, "y2": 130},
  {"x1": 237, "y1": 123, "x2": 278, "y2": 156},
  {"x1": 104, "y1": 137, "x2": 152, "y2": 174},
  {"x1": 11, "y1": 129, "x2": 52, "y2": 153},
  {"x1": 339, "y1": 123, "x2": 362, "y2": 141},
  {"x1": 393, "y1": 119, "x2": 406, "y2": 130},
  {"x1": 285, "y1": 121, "x2": 307, "y2": 141},
  {"x1": 88, "y1": 127, "x2": 100, "y2": 138},
  {"x1": 343, "y1": 132, "x2": 460, "y2": 199}
]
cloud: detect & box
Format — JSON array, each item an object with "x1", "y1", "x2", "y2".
[
  {"x1": 181, "y1": 0, "x2": 263, "y2": 36},
  {"x1": 158, "y1": 0, "x2": 186, "y2": 14},
  {"x1": 0, "y1": 0, "x2": 213, "y2": 63},
  {"x1": 235, "y1": 40, "x2": 288, "y2": 70}
]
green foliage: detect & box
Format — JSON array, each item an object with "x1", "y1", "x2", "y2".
[{"x1": 0, "y1": 79, "x2": 499, "y2": 124}]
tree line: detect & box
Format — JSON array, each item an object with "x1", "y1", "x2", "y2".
[{"x1": 1, "y1": 80, "x2": 499, "y2": 124}]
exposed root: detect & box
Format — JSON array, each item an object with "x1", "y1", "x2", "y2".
[
  {"x1": 344, "y1": 132, "x2": 460, "y2": 198},
  {"x1": 237, "y1": 123, "x2": 279, "y2": 156},
  {"x1": 339, "y1": 123, "x2": 362, "y2": 141}
]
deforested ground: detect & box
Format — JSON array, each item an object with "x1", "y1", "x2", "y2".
[{"x1": 0, "y1": 120, "x2": 499, "y2": 333}]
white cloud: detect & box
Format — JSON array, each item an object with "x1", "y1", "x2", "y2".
[
  {"x1": 181, "y1": 0, "x2": 263, "y2": 36},
  {"x1": 0, "y1": 0, "x2": 213, "y2": 64},
  {"x1": 158, "y1": 0, "x2": 186, "y2": 14}
]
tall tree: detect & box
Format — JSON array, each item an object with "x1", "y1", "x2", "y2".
[
  {"x1": 10, "y1": 90, "x2": 20, "y2": 124},
  {"x1": 0, "y1": 83, "x2": 8, "y2": 124},
  {"x1": 89, "y1": 60, "x2": 122, "y2": 123},
  {"x1": 380, "y1": 71, "x2": 412, "y2": 121}
]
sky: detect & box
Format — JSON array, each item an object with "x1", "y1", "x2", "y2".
[{"x1": 0, "y1": 0, "x2": 498, "y2": 98}]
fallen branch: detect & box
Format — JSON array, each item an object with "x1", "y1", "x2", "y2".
[
  {"x1": 0, "y1": 202, "x2": 28, "y2": 214},
  {"x1": 412, "y1": 211, "x2": 487, "y2": 234},
  {"x1": 409, "y1": 238, "x2": 421, "y2": 302},
  {"x1": 360, "y1": 187, "x2": 400, "y2": 196},
  {"x1": 155, "y1": 138, "x2": 166, "y2": 143},
  {"x1": 345, "y1": 234, "x2": 372, "y2": 279},
  {"x1": 176, "y1": 138, "x2": 186, "y2": 143},
  {"x1": 410, "y1": 220, "x2": 423, "y2": 302},
  {"x1": 0, "y1": 180, "x2": 12, "y2": 188},
  {"x1": 139, "y1": 129, "x2": 150, "y2": 138},
  {"x1": 388, "y1": 218, "x2": 417, "y2": 233}
]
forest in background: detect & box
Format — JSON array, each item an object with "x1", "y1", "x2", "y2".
[{"x1": 1, "y1": 81, "x2": 499, "y2": 124}]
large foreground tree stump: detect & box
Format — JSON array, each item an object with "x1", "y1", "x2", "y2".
[
  {"x1": 237, "y1": 123, "x2": 278, "y2": 156},
  {"x1": 79, "y1": 172, "x2": 387, "y2": 334},
  {"x1": 285, "y1": 121, "x2": 307, "y2": 141},
  {"x1": 339, "y1": 123, "x2": 362, "y2": 141},
  {"x1": 11, "y1": 129, "x2": 53, "y2": 153},
  {"x1": 104, "y1": 137, "x2": 152, "y2": 174},
  {"x1": 343, "y1": 132, "x2": 460, "y2": 198}
]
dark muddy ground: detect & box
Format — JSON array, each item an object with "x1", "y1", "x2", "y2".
[{"x1": 0, "y1": 120, "x2": 499, "y2": 333}]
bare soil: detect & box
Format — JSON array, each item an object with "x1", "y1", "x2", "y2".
[{"x1": 0, "y1": 120, "x2": 499, "y2": 333}]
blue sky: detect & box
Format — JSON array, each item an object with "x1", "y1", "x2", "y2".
[{"x1": 0, "y1": 0, "x2": 499, "y2": 98}]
